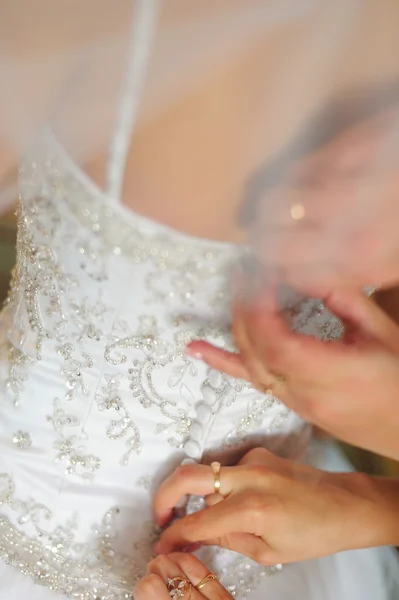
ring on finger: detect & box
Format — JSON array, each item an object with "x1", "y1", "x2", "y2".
[
  {"x1": 266, "y1": 371, "x2": 288, "y2": 389},
  {"x1": 271, "y1": 371, "x2": 288, "y2": 384},
  {"x1": 210, "y1": 461, "x2": 222, "y2": 496},
  {"x1": 167, "y1": 576, "x2": 192, "y2": 599},
  {"x1": 261, "y1": 372, "x2": 287, "y2": 396},
  {"x1": 195, "y1": 573, "x2": 218, "y2": 591}
]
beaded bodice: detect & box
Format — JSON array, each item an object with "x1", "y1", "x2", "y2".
[{"x1": 0, "y1": 134, "x2": 343, "y2": 600}]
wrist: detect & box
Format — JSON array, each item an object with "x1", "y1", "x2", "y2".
[
  {"x1": 367, "y1": 476, "x2": 399, "y2": 546},
  {"x1": 328, "y1": 472, "x2": 399, "y2": 549},
  {"x1": 350, "y1": 474, "x2": 399, "y2": 548}
]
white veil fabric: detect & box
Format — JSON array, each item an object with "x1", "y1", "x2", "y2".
[
  {"x1": 1, "y1": 0, "x2": 399, "y2": 288},
  {"x1": 0, "y1": 6, "x2": 399, "y2": 599}
]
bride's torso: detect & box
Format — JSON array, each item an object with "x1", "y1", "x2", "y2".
[
  {"x1": 0, "y1": 131, "x2": 344, "y2": 599},
  {"x1": 0, "y1": 9, "x2": 347, "y2": 598}
]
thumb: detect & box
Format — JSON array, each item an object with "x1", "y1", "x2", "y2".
[
  {"x1": 325, "y1": 290, "x2": 399, "y2": 352},
  {"x1": 193, "y1": 532, "x2": 275, "y2": 567}
]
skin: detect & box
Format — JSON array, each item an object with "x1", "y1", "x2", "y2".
[
  {"x1": 186, "y1": 289, "x2": 399, "y2": 461},
  {"x1": 241, "y1": 99, "x2": 399, "y2": 294},
  {"x1": 4, "y1": 7, "x2": 399, "y2": 591},
  {"x1": 4, "y1": 0, "x2": 399, "y2": 272},
  {"x1": 143, "y1": 290, "x2": 399, "y2": 567},
  {"x1": 134, "y1": 553, "x2": 233, "y2": 600},
  {"x1": 152, "y1": 447, "x2": 399, "y2": 562}
]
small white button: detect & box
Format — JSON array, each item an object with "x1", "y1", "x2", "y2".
[
  {"x1": 181, "y1": 457, "x2": 197, "y2": 466},
  {"x1": 184, "y1": 440, "x2": 202, "y2": 459},
  {"x1": 190, "y1": 422, "x2": 203, "y2": 441},
  {"x1": 202, "y1": 387, "x2": 216, "y2": 405},
  {"x1": 208, "y1": 369, "x2": 222, "y2": 388},
  {"x1": 196, "y1": 402, "x2": 212, "y2": 423}
]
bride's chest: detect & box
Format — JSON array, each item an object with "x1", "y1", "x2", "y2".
[{"x1": 7, "y1": 181, "x2": 299, "y2": 474}]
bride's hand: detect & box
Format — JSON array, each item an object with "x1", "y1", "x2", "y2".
[
  {"x1": 153, "y1": 448, "x2": 399, "y2": 563},
  {"x1": 134, "y1": 552, "x2": 232, "y2": 600},
  {"x1": 187, "y1": 289, "x2": 399, "y2": 460}
]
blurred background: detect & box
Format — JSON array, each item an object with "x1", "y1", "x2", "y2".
[{"x1": 0, "y1": 184, "x2": 398, "y2": 478}]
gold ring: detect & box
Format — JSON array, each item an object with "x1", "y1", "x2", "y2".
[
  {"x1": 210, "y1": 461, "x2": 221, "y2": 495},
  {"x1": 263, "y1": 387, "x2": 274, "y2": 395},
  {"x1": 269, "y1": 370, "x2": 288, "y2": 385},
  {"x1": 290, "y1": 203, "x2": 306, "y2": 221},
  {"x1": 368, "y1": 289, "x2": 377, "y2": 301},
  {"x1": 196, "y1": 572, "x2": 218, "y2": 590},
  {"x1": 273, "y1": 373, "x2": 288, "y2": 384},
  {"x1": 261, "y1": 373, "x2": 288, "y2": 396},
  {"x1": 168, "y1": 576, "x2": 192, "y2": 599}
]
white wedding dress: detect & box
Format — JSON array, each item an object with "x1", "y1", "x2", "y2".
[
  {"x1": 1, "y1": 4, "x2": 399, "y2": 596},
  {"x1": 0, "y1": 129, "x2": 398, "y2": 600}
]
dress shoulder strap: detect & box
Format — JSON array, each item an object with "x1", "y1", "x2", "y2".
[{"x1": 106, "y1": 0, "x2": 160, "y2": 201}]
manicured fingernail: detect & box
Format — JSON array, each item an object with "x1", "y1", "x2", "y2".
[
  {"x1": 182, "y1": 543, "x2": 202, "y2": 553},
  {"x1": 186, "y1": 346, "x2": 203, "y2": 360},
  {"x1": 153, "y1": 541, "x2": 164, "y2": 554}
]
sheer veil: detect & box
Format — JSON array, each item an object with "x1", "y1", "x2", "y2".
[{"x1": 1, "y1": 0, "x2": 399, "y2": 284}]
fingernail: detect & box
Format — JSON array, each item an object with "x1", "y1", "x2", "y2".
[
  {"x1": 153, "y1": 541, "x2": 163, "y2": 555},
  {"x1": 182, "y1": 543, "x2": 202, "y2": 553},
  {"x1": 186, "y1": 346, "x2": 203, "y2": 360}
]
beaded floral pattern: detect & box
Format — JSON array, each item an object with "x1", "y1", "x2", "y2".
[
  {"x1": 0, "y1": 137, "x2": 345, "y2": 599},
  {"x1": 0, "y1": 473, "x2": 158, "y2": 600}
]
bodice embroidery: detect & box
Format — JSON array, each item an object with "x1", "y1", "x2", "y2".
[{"x1": 0, "y1": 137, "x2": 344, "y2": 599}]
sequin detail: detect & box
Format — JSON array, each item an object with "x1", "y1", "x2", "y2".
[
  {"x1": 4, "y1": 201, "x2": 103, "y2": 478},
  {"x1": 0, "y1": 136, "x2": 348, "y2": 600},
  {"x1": 96, "y1": 374, "x2": 141, "y2": 466},
  {"x1": 12, "y1": 431, "x2": 32, "y2": 449},
  {"x1": 0, "y1": 474, "x2": 158, "y2": 600}
]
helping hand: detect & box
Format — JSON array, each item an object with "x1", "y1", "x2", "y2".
[
  {"x1": 187, "y1": 289, "x2": 399, "y2": 460},
  {"x1": 134, "y1": 552, "x2": 232, "y2": 600},
  {"x1": 153, "y1": 448, "x2": 396, "y2": 564}
]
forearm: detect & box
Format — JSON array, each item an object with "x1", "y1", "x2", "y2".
[
  {"x1": 325, "y1": 472, "x2": 399, "y2": 551},
  {"x1": 348, "y1": 474, "x2": 399, "y2": 548},
  {"x1": 367, "y1": 476, "x2": 399, "y2": 547}
]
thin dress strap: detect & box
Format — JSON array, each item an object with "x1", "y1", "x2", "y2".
[{"x1": 106, "y1": 0, "x2": 160, "y2": 202}]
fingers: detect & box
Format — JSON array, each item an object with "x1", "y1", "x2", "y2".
[
  {"x1": 154, "y1": 463, "x2": 265, "y2": 528},
  {"x1": 154, "y1": 493, "x2": 263, "y2": 554},
  {"x1": 198, "y1": 532, "x2": 274, "y2": 567},
  {"x1": 231, "y1": 301, "x2": 274, "y2": 390},
  {"x1": 147, "y1": 554, "x2": 232, "y2": 600},
  {"x1": 241, "y1": 300, "x2": 346, "y2": 380},
  {"x1": 325, "y1": 289, "x2": 399, "y2": 353},
  {"x1": 142, "y1": 555, "x2": 204, "y2": 600},
  {"x1": 237, "y1": 446, "x2": 282, "y2": 467},
  {"x1": 174, "y1": 554, "x2": 231, "y2": 600},
  {"x1": 134, "y1": 573, "x2": 171, "y2": 600},
  {"x1": 186, "y1": 341, "x2": 250, "y2": 381},
  {"x1": 154, "y1": 463, "x2": 234, "y2": 527},
  {"x1": 188, "y1": 290, "x2": 394, "y2": 410},
  {"x1": 188, "y1": 308, "x2": 346, "y2": 389}
]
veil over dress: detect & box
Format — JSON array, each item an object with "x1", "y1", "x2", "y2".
[{"x1": 0, "y1": 2, "x2": 399, "y2": 599}]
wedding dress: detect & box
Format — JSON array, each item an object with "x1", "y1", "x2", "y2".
[
  {"x1": 0, "y1": 129, "x2": 398, "y2": 600},
  {"x1": 1, "y1": 3, "x2": 399, "y2": 600}
]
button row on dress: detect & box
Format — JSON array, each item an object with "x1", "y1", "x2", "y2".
[
  {"x1": 182, "y1": 371, "x2": 218, "y2": 460},
  {"x1": 178, "y1": 371, "x2": 220, "y2": 515}
]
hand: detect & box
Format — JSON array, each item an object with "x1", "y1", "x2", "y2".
[
  {"x1": 153, "y1": 448, "x2": 399, "y2": 564},
  {"x1": 134, "y1": 552, "x2": 232, "y2": 600},
  {"x1": 187, "y1": 289, "x2": 399, "y2": 460},
  {"x1": 245, "y1": 103, "x2": 399, "y2": 293}
]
